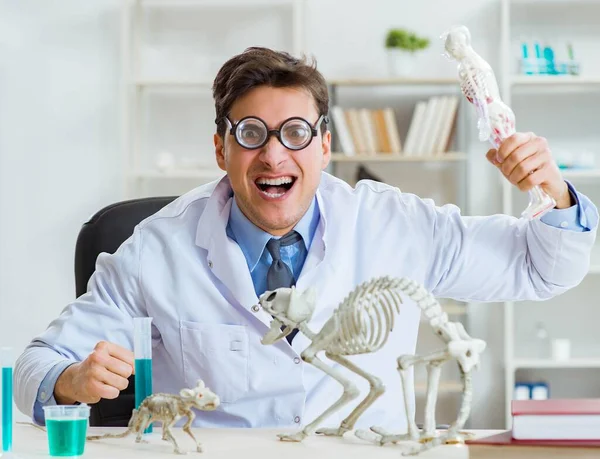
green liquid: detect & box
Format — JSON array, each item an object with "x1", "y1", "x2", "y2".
[
  {"x1": 46, "y1": 418, "x2": 87, "y2": 456},
  {"x1": 2, "y1": 367, "x2": 12, "y2": 452},
  {"x1": 135, "y1": 358, "x2": 153, "y2": 434}
]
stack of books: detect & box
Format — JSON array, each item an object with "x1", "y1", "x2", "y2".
[
  {"x1": 330, "y1": 96, "x2": 459, "y2": 156},
  {"x1": 467, "y1": 399, "x2": 600, "y2": 458}
]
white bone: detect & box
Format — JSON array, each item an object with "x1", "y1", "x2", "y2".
[{"x1": 257, "y1": 275, "x2": 486, "y2": 454}]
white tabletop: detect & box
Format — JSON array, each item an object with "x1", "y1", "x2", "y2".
[
  {"x1": 2, "y1": 424, "x2": 496, "y2": 459},
  {"x1": 3, "y1": 424, "x2": 501, "y2": 458}
]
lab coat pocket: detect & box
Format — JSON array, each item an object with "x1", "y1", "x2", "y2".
[{"x1": 180, "y1": 321, "x2": 249, "y2": 404}]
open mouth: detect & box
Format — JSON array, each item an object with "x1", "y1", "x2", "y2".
[{"x1": 254, "y1": 176, "x2": 297, "y2": 199}]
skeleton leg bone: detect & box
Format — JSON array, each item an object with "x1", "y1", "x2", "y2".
[
  {"x1": 422, "y1": 362, "x2": 443, "y2": 441},
  {"x1": 135, "y1": 413, "x2": 153, "y2": 444},
  {"x1": 278, "y1": 348, "x2": 360, "y2": 442},
  {"x1": 359, "y1": 350, "x2": 450, "y2": 447},
  {"x1": 162, "y1": 418, "x2": 184, "y2": 455},
  {"x1": 315, "y1": 352, "x2": 385, "y2": 438},
  {"x1": 444, "y1": 369, "x2": 473, "y2": 443},
  {"x1": 182, "y1": 409, "x2": 203, "y2": 453},
  {"x1": 405, "y1": 366, "x2": 475, "y2": 456}
]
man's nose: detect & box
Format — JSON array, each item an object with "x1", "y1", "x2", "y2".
[{"x1": 259, "y1": 134, "x2": 289, "y2": 167}]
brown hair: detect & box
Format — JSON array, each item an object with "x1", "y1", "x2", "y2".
[{"x1": 212, "y1": 47, "x2": 329, "y2": 138}]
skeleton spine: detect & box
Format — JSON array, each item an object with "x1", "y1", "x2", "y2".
[{"x1": 328, "y1": 277, "x2": 444, "y2": 355}]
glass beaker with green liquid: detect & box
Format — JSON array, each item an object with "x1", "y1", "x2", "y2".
[{"x1": 43, "y1": 405, "x2": 90, "y2": 457}]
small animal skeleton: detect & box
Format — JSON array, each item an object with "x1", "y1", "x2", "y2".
[
  {"x1": 86, "y1": 380, "x2": 220, "y2": 454},
  {"x1": 258, "y1": 276, "x2": 486, "y2": 455}
]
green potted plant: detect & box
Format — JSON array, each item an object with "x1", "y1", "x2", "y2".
[{"x1": 385, "y1": 28, "x2": 430, "y2": 76}]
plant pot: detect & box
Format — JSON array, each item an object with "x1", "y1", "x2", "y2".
[{"x1": 387, "y1": 49, "x2": 417, "y2": 77}]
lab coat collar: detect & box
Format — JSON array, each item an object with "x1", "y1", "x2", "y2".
[{"x1": 194, "y1": 174, "x2": 329, "y2": 325}]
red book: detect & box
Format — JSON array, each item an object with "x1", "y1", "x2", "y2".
[
  {"x1": 466, "y1": 430, "x2": 600, "y2": 459},
  {"x1": 511, "y1": 399, "x2": 600, "y2": 440}
]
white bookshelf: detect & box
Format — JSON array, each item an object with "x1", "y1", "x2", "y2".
[
  {"x1": 501, "y1": 0, "x2": 600, "y2": 428},
  {"x1": 327, "y1": 78, "x2": 468, "y2": 207},
  {"x1": 120, "y1": 0, "x2": 305, "y2": 198},
  {"x1": 327, "y1": 77, "x2": 472, "y2": 424}
]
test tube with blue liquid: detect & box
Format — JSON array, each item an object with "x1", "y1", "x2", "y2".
[
  {"x1": 134, "y1": 317, "x2": 153, "y2": 434},
  {"x1": 1, "y1": 347, "x2": 13, "y2": 453}
]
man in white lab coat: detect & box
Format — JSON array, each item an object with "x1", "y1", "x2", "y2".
[{"x1": 14, "y1": 47, "x2": 598, "y2": 432}]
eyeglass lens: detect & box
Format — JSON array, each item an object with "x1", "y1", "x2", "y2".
[{"x1": 236, "y1": 118, "x2": 313, "y2": 149}]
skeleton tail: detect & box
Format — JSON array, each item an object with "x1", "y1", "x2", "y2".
[
  {"x1": 328, "y1": 276, "x2": 443, "y2": 355},
  {"x1": 86, "y1": 408, "x2": 140, "y2": 441}
]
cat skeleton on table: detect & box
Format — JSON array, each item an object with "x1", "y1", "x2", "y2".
[{"x1": 258, "y1": 276, "x2": 486, "y2": 455}]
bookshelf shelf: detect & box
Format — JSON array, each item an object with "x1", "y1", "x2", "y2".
[
  {"x1": 135, "y1": 79, "x2": 213, "y2": 88},
  {"x1": 561, "y1": 169, "x2": 600, "y2": 179},
  {"x1": 513, "y1": 358, "x2": 600, "y2": 369},
  {"x1": 328, "y1": 77, "x2": 458, "y2": 87},
  {"x1": 134, "y1": 169, "x2": 225, "y2": 179},
  {"x1": 141, "y1": 0, "x2": 294, "y2": 7},
  {"x1": 330, "y1": 153, "x2": 467, "y2": 162},
  {"x1": 510, "y1": 75, "x2": 600, "y2": 86}
]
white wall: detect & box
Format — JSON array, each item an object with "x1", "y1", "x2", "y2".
[
  {"x1": 0, "y1": 0, "x2": 517, "y2": 427},
  {"x1": 0, "y1": 0, "x2": 124, "y2": 422}
]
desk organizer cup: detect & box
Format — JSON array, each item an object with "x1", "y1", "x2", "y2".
[{"x1": 43, "y1": 405, "x2": 90, "y2": 457}]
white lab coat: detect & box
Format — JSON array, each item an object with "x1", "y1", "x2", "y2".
[{"x1": 14, "y1": 172, "x2": 597, "y2": 432}]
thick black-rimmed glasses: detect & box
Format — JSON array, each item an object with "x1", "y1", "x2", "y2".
[{"x1": 221, "y1": 114, "x2": 328, "y2": 151}]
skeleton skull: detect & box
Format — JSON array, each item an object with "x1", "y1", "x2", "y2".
[
  {"x1": 443, "y1": 25, "x2": 471, "y2": 60},
  {"x1": 179, "y1": 379, "x2": 220, "y2": 411},
  {"x1": 258, "y1": 286, "x2": 317, "y2": 345}
]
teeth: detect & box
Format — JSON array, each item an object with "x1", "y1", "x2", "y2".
[
  {"x1": 256, "y1": 176, "x2": 293, "y2": 186},
  {"x1": 259, "y1": 190, "x2": 285, "y2": 198}
]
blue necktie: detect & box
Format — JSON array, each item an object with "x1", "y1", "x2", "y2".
[{"x1": 265, "y1": 231, "x2": 302, "y2": 343}]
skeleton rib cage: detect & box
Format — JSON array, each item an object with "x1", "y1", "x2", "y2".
[{"x1": 326, "y1": 276, "x2": 441, "y2": 356}]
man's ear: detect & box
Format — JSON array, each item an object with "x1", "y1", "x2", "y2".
[
  {"x1": 321, "y1": 130, "x2": 331, "y2": 170},
  {"x1": 214, "y1": 133, "x2": 227, "y2": 172}
]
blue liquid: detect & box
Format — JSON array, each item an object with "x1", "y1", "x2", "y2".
[
  {"x1": 135, "y1": 358, "x2": 153, "y2": 434},
  {"x1": 46, "y1": 419, "x2": 87, "y2": 456},
  {"x1": 2, "y1": 367, "x2": 13, "y2": 452}
]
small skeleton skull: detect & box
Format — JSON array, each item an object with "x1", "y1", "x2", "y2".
[
  {"x1": 179, "y1": 379, "x2": 220, "y2": 411},
  {"x1": 258, "y1": 287, "x2": 317, "y2": 345},
  {"x1": 443, "y1": 25, "x2": 471, "y2": 60}
]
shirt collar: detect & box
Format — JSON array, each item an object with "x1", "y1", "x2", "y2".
[{"x1": 227, "y1": 195, "x2": 320, "y2": 273}]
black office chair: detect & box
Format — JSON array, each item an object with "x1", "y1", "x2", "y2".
[{"x1": 74, "y1": 196, "x2": 177, "y2": 426}]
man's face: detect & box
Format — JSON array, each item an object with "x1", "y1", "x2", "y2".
[{"x1": 214, "y1": 86, "x2": 331, "y2": 236}]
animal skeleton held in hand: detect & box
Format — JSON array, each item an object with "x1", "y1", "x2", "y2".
[{"x1": 258, "y1": 276, "x2": 486, "y2": 455}]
